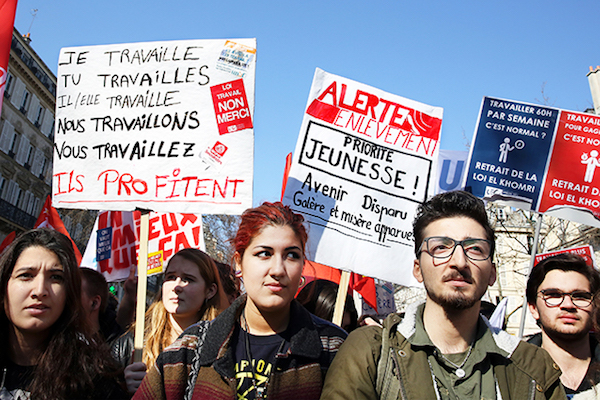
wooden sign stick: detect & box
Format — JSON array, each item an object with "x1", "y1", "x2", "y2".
[
  {"x1": 133, "y1": 211, "x2": 150, "y2": 363},
  {"x1": 332, "y1": 270, "x2": 351, "y2": 327}
]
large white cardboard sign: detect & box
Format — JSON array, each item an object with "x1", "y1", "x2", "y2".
[
  {"x1": 283, "y1": 69, "x2": 443, "y2": 286},
  {"x1": 53, "y1": 39, "x2": 256, "y2": 214}
]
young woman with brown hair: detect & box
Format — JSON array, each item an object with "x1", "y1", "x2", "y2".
[{"x1": 134, "y1": 202, "x2": 347, "y2": 400}]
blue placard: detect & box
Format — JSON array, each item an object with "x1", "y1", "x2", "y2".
[
  {"x1": 465, "y1": 97, "x2": 559, "y2": 208},
  {"x1": 96, "y1": 227, "x2": 112, "y2": 261}
]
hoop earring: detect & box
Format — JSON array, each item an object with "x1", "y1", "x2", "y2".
[{"x1": 298, "y1": 276, "x2": 307, "y2": 289}]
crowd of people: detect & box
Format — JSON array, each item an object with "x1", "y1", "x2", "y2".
[{"x1": 1, "y1": 192, "x2": 600, "y2": 399}]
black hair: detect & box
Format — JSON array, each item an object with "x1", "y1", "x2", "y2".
[
  {"x1": 0, "y1": 228, "x2": 121, "y2": 399},
  {"x1": 296, "y1": 279, "x2": 358, "y2": 332},
  {"x1": 526, "y1": 253, "x2": 600, "y2": 304},
  {"x1": 80, "y1": 267, "x2": 109, "y2": 313},
  {"x1": 413, "y1": 190, "x2": 495, "y2": 258}
]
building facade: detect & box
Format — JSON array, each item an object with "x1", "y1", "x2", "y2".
[{"x1": 0, "y1": 28, "x2": 54, "y2": 242}]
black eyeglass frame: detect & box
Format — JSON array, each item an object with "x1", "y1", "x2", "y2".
[
  {"x1": 417, "y1": 236, "x2": 494, "y2": 261},
  {"x1": 537, "y1": 289, "x2": 594, "y2": 309}
]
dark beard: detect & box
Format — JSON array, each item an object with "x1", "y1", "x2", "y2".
[{"x1": 424, "y1": 284, "x2": 479, "y2": 310}]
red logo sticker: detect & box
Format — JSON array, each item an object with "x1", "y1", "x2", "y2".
[{"x1": 211, "y1": 79, "x2": 253, "y2": 135}]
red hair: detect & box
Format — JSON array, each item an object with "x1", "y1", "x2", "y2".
[{"x1": 233, "y1": 202, "x2": 307, "y2": 258}]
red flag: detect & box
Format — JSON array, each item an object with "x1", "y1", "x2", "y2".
[
  {"x1": 350, "y1": 273, "x2": 378, "y2": 312},
  {"x1": 281, "y1": 152, "x2": 292, "y2": 201},
  {"x1": 301, "y1": 261, "x2": 378, "y2": 313},
  {"x1": 0, "y1": 230, "x2": 15, "y2": 253},
  {"x1": 0, "y1": 0, "x2": 18, "y2": 107},
  {"x1": 35, "y1": 195, "x2": 83, "y2": 264}
]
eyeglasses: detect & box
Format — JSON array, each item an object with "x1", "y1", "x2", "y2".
[
  {"x1": 537, "y1": 289, "x2": 594, "y2": 309},
  {"x1": 418, "y1": 236, "x2": 493, "y2": 261}
]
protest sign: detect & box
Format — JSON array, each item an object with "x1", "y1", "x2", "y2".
[
  {"x1": 538, "y1": 111, "x2": 600, "y2": 225},
  {"x1": 53, "y1": 39, "x2": 256, "y2": 214},
  {"x1": 466, "y1": 97, "x2": 600, "y2": 228},
  {"x1": 360, "y1": 281, "x2": 395, "y2": 316},
  {"x1": 283, "y1": 68, "x2": 443, "y2": 286},
  {"x1": 81, "y1": 210, "x2": 205, "y2": 281},
  {"x1": 465, "y1": 97, "x2": 559, "y2": 209},
  {"x1": 436, "y1": 149, "x2": 467, "y2": 194},
  {"x1": 534, "y1": 245, "x2": 596, "y2": 268}
]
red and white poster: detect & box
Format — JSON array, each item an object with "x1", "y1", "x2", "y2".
[
  {"x1": 283, "y1": 68, "x2": 443, "y2": 286},
  {"x1": 465, "y1": 97, "x2": 600, "y2": 228},
  {"x1": 539, "y1": 111, "x2": 600, "y2": 225},
  {"x1": 211, "y1": 78, "x2": 253, "y2": 135},
  {"x1": 81, "y1": 210, "x2": 205, "y2": 282},
  {"x1": 534, "y1": 245, "x2": 596, "y2": 269},
  {"x1": 53, "y1": 39, "x2": 256, "y2": 214}
]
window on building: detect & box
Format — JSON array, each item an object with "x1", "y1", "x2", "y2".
[
  {"x1": 15, "y1": 134, "x2": 30, "y2": 166},
  {"x1": 40, "y1": 157, "x2": 48, "y2": 179},
  {"x1": 34, "y1": 106, "x2": 45, "y2": 128},
  {"x1": 48, "y1": 120, "x2": 55, "y2": 140},
  {"x1": 19, "y1": 89, "x2": 30, "y2": 114},
  {"x1": 8, "y1": 133, "x2": 18, "y2": 158},
  {"x1": 4, "y1": 73, "x2": 14, "y2": 99},
  {"x1": 1, "y1": 180, "x2": 15, "y2": 201},
  {"x1": 0, "y1": 119, "x2": 16, "y2": 154},
  {"x1": 12, "y1": 186, "x2": 22, "y2": 207},
  {"x1": 33, "y1": 197, "x2": 41, "y2": 216},
  {"x1": 25, "y1": 191, "x2": 35, "y2": 214},
  {"x1": 25, "y1": 145, "x2": 34, "y2": 169},
  {"x1": 19, "y1": 191, "x2": 30, "y2": 211},
  {"x1": 0, "y1": 177, "x2": 5, "y2": 199}
]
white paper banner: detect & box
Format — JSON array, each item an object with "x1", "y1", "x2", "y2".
[
  {"x1": 283, "y1": 68, "x2": 443, "y2": 286},
  {"x1": 53, "y1": 39, "x2": 256, "y2": 214}
]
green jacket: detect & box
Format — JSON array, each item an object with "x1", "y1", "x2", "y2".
[{"x1": 321, "y1": 302, "x2": 566, "y2": 400}]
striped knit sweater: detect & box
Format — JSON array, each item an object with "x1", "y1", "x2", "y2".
[{"x1": 133, "y1": 295, "x2": 347, "y2": 400}]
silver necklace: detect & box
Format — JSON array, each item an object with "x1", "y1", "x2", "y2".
[{"x1": 436, "y1": 344, "x2": 473, "y2": 378}]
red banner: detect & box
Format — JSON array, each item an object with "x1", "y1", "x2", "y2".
[
  {"x1": 81, "y1": 210, "x2": 205, "y2": 282},
  {"x1": 0, "y1": 0, "x2": 18, "y2": 106}
]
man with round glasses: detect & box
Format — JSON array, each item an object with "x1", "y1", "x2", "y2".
[
  {"x1": 322, "y1": 191, "x2": 565, "y2": 399},
  {"x1": 526, "y1": 253, "x2": 600, "y2": 398}
]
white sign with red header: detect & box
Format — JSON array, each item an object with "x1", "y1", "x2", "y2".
[
  {"x1": 53, "y1": 39, "x2": 256, "y2": 214},
  {"x1": 283, "y1": 68, "x2": 443, "y2": 286}
]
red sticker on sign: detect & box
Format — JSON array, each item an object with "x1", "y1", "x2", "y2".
[{"x1": 211, "y1": 79, "x2": 253, "y2": 135}]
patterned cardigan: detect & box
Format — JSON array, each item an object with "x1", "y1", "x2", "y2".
[{"x1": 132, "y1": 295, "x2": 347, "y2": 400}]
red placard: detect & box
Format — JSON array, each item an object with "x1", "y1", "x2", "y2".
[
  {"x1": 534, "y1": 245, "x2": 596, "y2": 268},
  {"x1": 211, "y1": 79, "x2": 253, "y2": 135},
  {"x1": 539, "y1": 111, "x2": 600, "y2": 217}
]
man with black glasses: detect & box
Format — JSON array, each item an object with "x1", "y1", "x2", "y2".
[
  {"x1": 527, "y1": 253, "x2": 600, "y2": 398},
  {"x1": 321, "y1": 191, "x2": 565, "y2": 400}
]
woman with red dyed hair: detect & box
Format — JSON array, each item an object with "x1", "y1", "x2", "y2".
[{"x1": 134, "y1": 202, "x2": 347, "y2": 400}]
